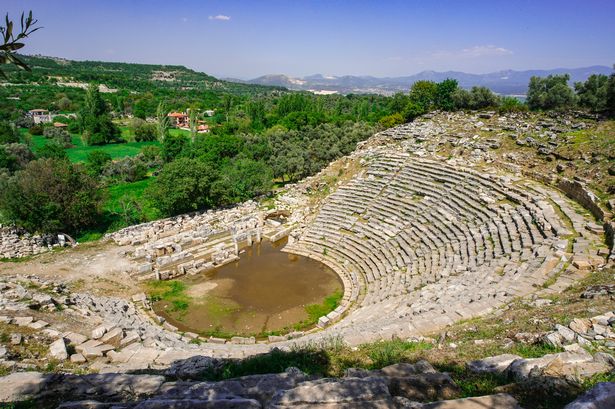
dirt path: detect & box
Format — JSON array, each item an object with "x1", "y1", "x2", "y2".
[{"x1": 0, "y1": 240, "x2": 139, "y2": 298}]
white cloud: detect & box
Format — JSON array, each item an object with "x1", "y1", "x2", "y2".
[
  {"x1": 432, "y1": 45, "x2": 513, "y2": 59},
  {"x1": 209, "y1": 15, "x2": 231, "y2": 21},
  {"x1": 460, "y1": 45, "x2": 513, "y2": 57}
]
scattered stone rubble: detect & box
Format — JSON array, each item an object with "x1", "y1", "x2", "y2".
[{"x1": 542, "y1": 311, "x2": 615, "y2": 350}]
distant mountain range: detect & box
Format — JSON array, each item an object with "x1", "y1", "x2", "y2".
[{"x1": 227, "y1": 66, "x2": 613, "y2": 95}]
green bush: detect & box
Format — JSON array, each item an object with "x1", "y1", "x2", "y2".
[
  {"x1": 146, "y1": 158, "x2": 218, "y2": 216},
  {"x1": 101, "y1": 156, "x2": 147, "y2": 182},
  {"x1": 134, "y1": 122, "x2": 157, "y2": 142},
  {"x1": 0, "y1": 121, "x2": 19, "y2": 144},
  {"x1": 43, "y1": 126, "x2": 72, "y2": 147},
  {"x1": 527, "y1": 74, "x2": 576, "y2": 110},
  {"x1": 37, "y1": 141, "x2": 68, "y2": 160},
  {"x1": 0, "y1": 158, "x2": 103, "y2": 233},
  {"x1": 28, "y1": 123, "x2": 44, "y2": 136},
  {"x1": 86, "y1": 150, "x2": 112, "y2": 175}
]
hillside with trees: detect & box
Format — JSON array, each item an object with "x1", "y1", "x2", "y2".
[{"x1": 0, "y1": 47, "x2": 613, "y2": 239}]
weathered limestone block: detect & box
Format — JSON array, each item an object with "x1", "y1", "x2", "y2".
[
  {"x1": 49, "y1": 338, "x2": 68, "y2": 361},
  {"x1": 0, "y1": 372, "x2": 48, "y2": 402},
  {"x1": 564, "y1": 382, "x2": 615, "y2": 409},
  {"x1": 268, "y1": 377, "x2": 393, "y2": 408},
  {"x1": 91, "y1": 325, "x2": 107, "y2": 340},
  {"x1": 417, "y1": 393, "x2": 522, "y2": 409},
  {"x1": 467, "y1": 354, "x2": 522, "y2": 375}
]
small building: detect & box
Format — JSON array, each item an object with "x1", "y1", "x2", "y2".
[
  {"x1": 204, "y1": 109, "x2": 215, "y2": 117},
  {"x1": 53, "y1": 122, "x2": 68, "y2": 128},
  {"x1": 28, "y1": 109, "x2": 52, "y2": 124},
  {"x1": 197, "y1": 124, "x2": 210, "y2": 133},
  {"x1": 167, "y1": 112, "x2": 188, "y2": 128}
]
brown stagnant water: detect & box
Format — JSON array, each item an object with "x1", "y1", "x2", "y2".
[{"x1": 152, "y1": 237, "x2": 342, "y2": 337}]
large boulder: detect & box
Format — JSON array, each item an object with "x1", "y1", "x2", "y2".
[
  {"x1": 417, "y1": 393, "x2": 522, "y2": 409},
  {"x1": 467, "y1": 354, "x2": 521, "y2": 375},
  {"x1": 268, "y1": 377, "x2": 394, "y2": 408},
  {"x1": 388, "y1": 373, "x2": 460, "y2": 402},
  {"x1": 507, "y1": 350, "x2": 599, "y2": 381},
  {"x1": 564, "y1": 382, "x2": 615, "y2": 409},
  {"x1": 132, "y1": 397, "x2": 262, "y2": 408},
  {"x1": 0, "y1": 372, "x2": 48, "y2": 402}
]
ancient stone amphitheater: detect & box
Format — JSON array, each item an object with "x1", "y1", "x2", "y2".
[
  {"x1": 72, "y1": 112, "x2": 609, "y2": 365},
  {"x1": 1, "y1": 112, "x2": 612, "y2": 376}
]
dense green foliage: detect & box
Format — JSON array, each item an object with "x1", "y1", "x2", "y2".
[
  {"x1": 145, "y1": 158, "x2": 217, "y2": 215},
  {"x1": 575, "y1": 74, "x2": 608, "y2": 112},
  {"x1": 0, "y1": 158, "x2": 102, "y2": 233},
  {"x1": 527, "y1": 74, "x2": 576, "y2": 110},
  {"x1": 452, "y1": 86, "x2": 500, "y2": 110},
  {"x1": 0, "y1": 121, "x2": 19, "y2": 144}
]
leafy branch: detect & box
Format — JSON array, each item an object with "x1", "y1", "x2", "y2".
[{"x1": 0, "y1": 10, "x2": 41, "y2": 78}]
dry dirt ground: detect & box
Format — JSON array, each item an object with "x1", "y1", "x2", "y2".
[{"x1": 0, "y1": 240, "x2": 139, "y2": 298}]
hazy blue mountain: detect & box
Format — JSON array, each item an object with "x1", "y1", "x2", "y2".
[{"x1": 243, "y1": 66, "x2": 613, "y2": 95}]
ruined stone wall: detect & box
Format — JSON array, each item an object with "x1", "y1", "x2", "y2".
[
  {"x1": 556, "y1": 178, "x2": 614, "y2": 258},
  {"x1": 557, "y1": 178, "x2": 608, "y2": 221},
  {"x1": 0, "y1": 227, "x2": 56, "y2": 259}
]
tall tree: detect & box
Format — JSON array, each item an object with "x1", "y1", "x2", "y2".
[
  {"x1": 575, "y1": 74, "x2": 608, "y2": 112},
  {"x1": 156, "y1": 102, "x2": 169, "y2": 142},
  {"x1": 78, "y1": 84, "x2": 119, "y2": 145},
  {"x1": 435, "y1": 78, "x2": 459, "y2": 111},
  {"x1": 527, "y1": 74, "x2": 576, "y2": 110},
  {"x1": 189, "y1": 109, "x2": 198, "y2": 143}
]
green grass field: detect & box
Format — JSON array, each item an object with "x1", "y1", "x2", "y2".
[
  {"x1": 25, "y1": 131, "x2": 160, "y2": 163},
  {"x1": 66, "y1": 141, "x2": 159, "y2": 162},
  {"x1": 105, "y1": 177, "x2": 159, "y2": 219}
]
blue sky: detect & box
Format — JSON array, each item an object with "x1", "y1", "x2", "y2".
[{"x1": 4, "y1": 0, "x2": 615, "y2": 79}]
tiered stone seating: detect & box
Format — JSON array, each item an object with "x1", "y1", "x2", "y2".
[{"x1": 284, "y1": 152, "x2": 581, "y2": 344}]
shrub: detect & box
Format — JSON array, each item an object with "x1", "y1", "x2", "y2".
[
  {"x1": 67, "y1": 121, "x2": 80, "y2": 134},
  {"x1": 28, "y1": 124, "x2": 44, "y2": 136},
  {"x1": 498, "y1": 96, "x2": 528, "y2": 113},
  {"x1": 0, "y1": 158, "x2": 103, "y2": 233},
  {"x1": 0, "y1": 121, "x2": 19, "y2": 144},
  {"x1": 140, "y1": 145, "x2": 161, "y2": 162},
  {"x1": 162, "y1": 134, "x2": 188, "y2": 162},
  {"x1": 607, "y1": 73, "x2": 615, "y2": 117},
  {"x1": 43, "y1": 126, "x2": 72, "y2": 147},
  {"x1": 130, "y1": 118, "x2": 157, "y2": 142},
  {"x1": 37, "y1": 141, "x2": 68, "y2": 160},
  {"x1": 378, "y1": 113, "x2": 405, "y2": 129},
  {"x1": 211, "y1": 158, "x2": 273, "y2": 206},
  {"x1": 101, "y1": 156, "x2": 147, "y2": 182},
  {"x1": 0, "y1": 146, "x2": 17, "y2": 171},
  {"x1": 86, "y1": 150, "x2": 112, "y2": 176},
  {"x1": 2, "y1": 143, "x2": 34, "y2": 170},
  {"x1": 575, "y1": 74, "x2": 608, "y2": 112}
]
